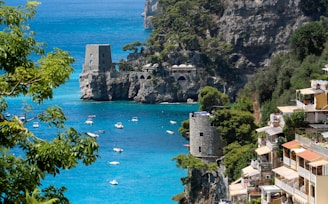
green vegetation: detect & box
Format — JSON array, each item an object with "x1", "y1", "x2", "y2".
[
  {"x1": 198, "y1": 86, "x2": 230, "y2": 112},
  {"x1": 212, "y1": 109, "x2": 257, "y2": 145},
  {"x1": 173, "y1": 154, "x2": 218, "y2": 172},
  {"x1": 0, "y1": 1, "x2": 99, "y2": 202},
  {"x1": 223, "y1": 142, "x2": 256, "y2": 181},
  {"x1": 241, "y1": 17, "x2": 328, "y2": 123}
]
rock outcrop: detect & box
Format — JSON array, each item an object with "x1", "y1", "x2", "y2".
[
  {"x1": 142, "y1": 0, "x2": 157, "y2": 30},
  {"x1": 142, "y1": 0, "x2": 310, "y2": 70},
  {"x1": 79, "y1": 45, "x2": 219, "y2": 103},
  {"x1": 179, "y1": 168, "x2": 228, "y2": 204}
]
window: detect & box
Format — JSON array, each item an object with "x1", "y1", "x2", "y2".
[
  {"x1": 199, "y1": 146, "x2": 201, "y2": 152},
  {"x1": 200, "y1": 132, "x2": 203, "y2": 136}
]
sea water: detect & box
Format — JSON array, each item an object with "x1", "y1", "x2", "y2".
[{"x1": 6, "y1": 0, "x2": 199, "y2": 203}]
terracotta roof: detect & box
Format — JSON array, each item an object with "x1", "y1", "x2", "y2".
[
  {"x1": 297, "y1": 150, "x2": 321, "y2": 161},
  {"x1": 282, "y1": 140, "x2": 300, "y2": 149}
]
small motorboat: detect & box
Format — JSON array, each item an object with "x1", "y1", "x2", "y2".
[
  {"x1": 131, "y1": 117, "x2": 138, "y2": 122},
  {"x1": 108, "y1": 161, "x2": 120, "y2": 165},
  {"x1": 166, "y1": 130, "x2": 175, "y2": 135},
  {"x1": 88, "y1": 115, "x2": 96, "y2": 118},
  {"x1": 115, "y1": 122, "x2": 124, "y2": 129},
  {"x1": 109, "y1": 180, "x2": 118, "y2": 185},
  {"x1": 33, "y1": 122, "x2": 39, "y2": 128},
  {"x1": 85, "y1": 119, "x2": 94, "y2": 125},
  {"x1": 113, "y1": 147, "x2": 124, "y2": 153},
  {"x1": 170, "y1": 120, "x2": 177, "y2": 124},
  {"x1": 86, "y1": 132, "x2": 99, "y2": 138}
]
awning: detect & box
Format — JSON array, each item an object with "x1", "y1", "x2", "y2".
[
  {"x1": 266, "y1": 126, "x2": 283, "y2": 136},
  {"x1": 277, "y1": 106, "x2": 300, "y2": 113},
  {"x1": 322, "y1": 132, "x2": 328, "y2": 139},
  {"x1": 242, "y1": 165, "x2": 260, "y2": 177},
  {"x1": 259, "y1": 185, "x2": 281, "y2": 193},
  {"x1": 297, "y1": 150, "x2": 321, "y2": 161},
  {"x1": 309, "y1": 159, "x2": 328, "y2": 167},
  {"x1": 256, "y1": 126, "x2": 271, "y2": 133},
  {"x1": 297, "y1": 88, "x2": 324, "y2": 95},
  {"x1": 272, "y1": 166, "x2": 298, "y2": 180},
  {"x1": 255, "y1": 146, "x2": 271, "y2": 155},
  {"x1": 256, "y1": 126, "x2": 282, "y2": 136},
  {"x1": 229, "y1": 183, "x2": 247, "y2": 196},
  {"x1": 282, "y1": 140, "x2": 301, "y2": 149}
]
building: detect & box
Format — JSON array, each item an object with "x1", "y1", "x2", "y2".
[
  {"x1": 278, "y1": 79, "x2": 328, "y2": 123},
  {"x1": 259, "y1": 76, "x2": 328, "y2": 204},
  {"x1": 267, "y1": 131, "x2": 328, "y2": 204},
  {"x1": 228, "y1": 113, "x2": 284, "y2": 202}
]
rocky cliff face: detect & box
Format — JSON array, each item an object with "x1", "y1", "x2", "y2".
[
  {"x1": 79, "y1": 66, "x2": 218, "y2": 103},
  {"x1": 143, "y1": 0, "x2": 310, "y2": 70},
  {"x1": 142, "y1": 0, "x2": 157, "y2": 30},
  {"x1": 179, "y1": 168, "x2": 228, "y2": 204}
]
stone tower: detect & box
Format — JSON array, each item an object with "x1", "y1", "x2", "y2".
[
  {"x1": 79, "y1": 44, "x2": 113, "y2": 100},
  {"x1": 189, "y1": 111, "x2": 223, "y2": 162},
  {"x1": 82, "y1": 44, "x2": 112, "y2": 73}
]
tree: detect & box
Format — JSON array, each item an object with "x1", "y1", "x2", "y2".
[
  {"x1": 232, "y1": 94, "x2": 253, "y2": 113},
  {"x1": 290, "y1": 21, "x2": 327, "y2": 61},
  {"x1": 198, "y1": 86, "x2": 230, "y2": 112},
  {"x1": 283, "y1": 110, "x2": 308, "y2": 141},
  {"x1": 0, "y1": 1, "x2": 99, "y2": 203},
  {"x1": 223, "y1": 142, "x2": 256, "y2": 181},
  {"x1": 211, "y1": 109, "x2": 257, "y2": 145}
]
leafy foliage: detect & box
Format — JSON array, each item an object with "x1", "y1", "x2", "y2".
[
  {"x1": 0, "y1": 2, "x2": 99, "y2": 203},
  {"x1": 283, "y1": 110, "x2": 308, "y2": 141},
  {"x1": 172, "y1": 154, "x2": 217, "y2": 171},
  {"x1": 211, "y1": 109, "x2": 257, "y2": 145},
  {"x1": 198, "y1": 86, "x2": 230, "y2": 112},
  {"x1": 223, "y1": 142, "x2": 256, "y2": 181},
  {"x1": 290, "y1": 21, "x2": 327, "y2": 61}
]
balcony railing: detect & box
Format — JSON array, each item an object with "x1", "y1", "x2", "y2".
[
  {"x1": 275, "y1": 178, "x2": 294, "y2": 195},
  {"x1": 295, "y1": 134, "x2": 328, "y2": 157},
  {"x1": 283, "y1": 157, "x2": 290, "y2": 166},
  {"x1": 298, "y1": 166, "x2": 310, "y2": 180},
  {"x1": 275, "y1": 178, "x2": 309, "y2": 202}
]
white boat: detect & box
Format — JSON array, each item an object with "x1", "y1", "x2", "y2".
[
  {"x1": 33, "y1": 122, "x2": 39, "y2": 128},
  {"x1": 113, "y1": 147, "x2": 123, "y2": 153},
  {"x1": 86, "y1": 132, "x2": 99, "y2": 138},
  {"x1": 88, "y1": 115, "x2": 96, "y2": 118},
  {"x1": 115, "y1": 122, "x2": 124, "y2": 129},
  {"x1": 131, "y1": 117, "x2": 138, "y2": 122},
  {"x1": 166, "y1": 130, "x2": 175, "y2": 135},
  {"x1": 85, "y1": 119, "x2": 94, "y2": 125},
  {"x1": 170, "y1": 120, "x2": 177, "y2": 124},
  {"x1": 108, "y1": 161, "x2": 120, "y2": 165},
  {"x1": 109, "y1": 180, "x2": 118, "y2": 185},
  {"x1": 19, "y1": 116, "x2": 26, "y2": 122}
]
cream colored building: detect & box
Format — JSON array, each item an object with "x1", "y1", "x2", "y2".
[{"x1": 278, "y1": 79, "x2": 328, "y2": 123}]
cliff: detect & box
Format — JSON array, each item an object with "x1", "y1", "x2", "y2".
[
  {"x1": 143, "y1": 0, "x2": 310, "y2": 70},
  {"x1": 79, "y1": 45, "x2": 218, "y2": 103},
  {"x1": 80, "y1": 0, "x2": 311, "y2": 103}
]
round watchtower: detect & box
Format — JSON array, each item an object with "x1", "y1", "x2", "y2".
[{"x1": 189, "y1": 111, "x2": 223, "y2": 162}]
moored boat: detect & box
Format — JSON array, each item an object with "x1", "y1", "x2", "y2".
[
  {"x1": 166, "y1": 130, "x2": 175, "y2": 135},
  {"x1": 115, "y1": 122, "x2": 124, "y2": 129},
  {"x1": 113, "y1": 147, "x2": 123, "y2": 152}
]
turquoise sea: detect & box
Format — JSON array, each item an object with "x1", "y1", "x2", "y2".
[{"x1": 7, "y1": 0, "x2": 199, "y2": 203}]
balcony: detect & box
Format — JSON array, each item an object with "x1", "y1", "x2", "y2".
[
  {"x1": 275, "y1": 178, "x2": 309, "y2": 202},
  {"x1": 298, "y1": 166, "x2": 310, "y2": 180},
  {"x1": 275, "y1": 178, "x2": 294, "y2": 195}
]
